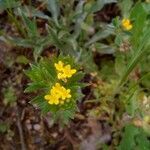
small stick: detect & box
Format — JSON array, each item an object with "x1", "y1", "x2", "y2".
[{"x1": 16, "y1": 106, "x2": 26, "y2": 150}]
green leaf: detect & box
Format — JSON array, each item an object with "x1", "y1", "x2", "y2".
[
  {"x1": 0, "y1": 0, "x2": 20, "y2": 10},
  {"x1": 48, "y1": 27, "x2": 63, "y2": 50},
  {"x1": 85, "y1": 27, "x2": 114, "y2": 47},
  {"x1": 93, "y1": 43, "x2": 115, "y2": 54},
  {"x1": 33, "y1": 45, "x2": 44, "y2": 61},
  {"x1": 47, "y1": 0, "x2": 60, "y2": 26},
  {"x1": 143, "y1": 2, "x2": 150, "y2": 13},
  {"x1": 0, "y1": 122, "x2": 8, "y2": 133},
  {"x1": 30, "y1": 95, "x2": 49, "y2": 113},
  {"x1": 3, "y1": 86, "x2": 17, "y2": 105},
  {"x1": 16, "y1": 55, "x2": 29, "y2": 65},
  {"x1": 130, "y1": 3, "x2": 148, "y2": 49},
  {"x1": 72, "y1": 0, "x2": 85, "y2": 39},
  {"x1": 126, "y1": 90, "x2": 139, "y2": 117},
  {"x1": 24, "y1": 82, "x2": 48, "y2": 93},
  {"x1": 118, "y1": 124, "x2": 150, "y2": 150},
  {"x1": 7, "y1": 36, "x2": 33, "y2": 47},
  {"x1": 135, "y1": 131, "x2": 150, "y2": 150},
  {"x1": 39, "y1": 58, "x2": 57, "y2": 83},
  {"x1": 79, "y1": 50, "x2": 98, "y2": 72},
  {"x1": 141, "y1": 73, "x2": 150, "y2": 89},
  {"x1": 25, "y1": 64, "x2": 43, "y2": 82},
  {"x1": 67, "y1": 72, "x2": 84, "y2": 86},
  {"x1": 15, "y1": 5, "x2": 49, "y2": 19},
  {"x1": 31, "y1": 95, "x2": 59, "y2": 115},
  {"x1": 58, "y1": 107, "x2": 76, "y2": 125},
  {"x1": 86, "y1": 0, "x2": 117, "y2": 14},
  {"x1": 118, "y1": 124, "x2": 139, "y2": 150},
  {"x1": 25, "y1": 58, "x2": 57, "y2": 84},
  {"x1": 119, "y1": 0, "x2": 133, "y2": 17},
  {"x1": 115, "y1": 27, "x2": 150, "y2": 92},
  {"x1": 115, "y1": 54, "x2": 126, "y2": 76},
  {"x1": 20, "y1": 10, "x2": 38, "y2": 37}
]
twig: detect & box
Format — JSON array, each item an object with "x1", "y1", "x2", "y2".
[
  {"x1": 64, "y1": 127, "x2": 78, "y2": 146},
  {"x1": 36, "y1": 0, "x2": 47, "y2": 11},
  {"x1": 16, "y1": 106, "x2": 26, "y2": 150}
]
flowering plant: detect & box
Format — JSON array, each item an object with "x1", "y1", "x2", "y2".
[
  {"x1": 121, "y1": 18, "x2": 133, "y2": 31},
  {"x1": 25, "y1": 56, "x2": 84, "y2": 124}
]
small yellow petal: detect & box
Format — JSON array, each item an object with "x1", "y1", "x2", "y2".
[
  {"x1": 58, "y1": 73, "x2": 66, "y2": 79},
  {"x1": 126, "y1": 24, "x2": 132, "y2": 30},
  {"x1": 67, "y1": 94, "x2": 71, "y2": 98},
  {"x1": 62, "y1": 96, "x2": 66, "y2": 100},
  {"x1": 55, "y1": 83, "x2": 60, "y2": 87},
  {"x1": 122, "y1": 18, "x2": 132, "y2": 31},
  {"x1": 54, "y1": 99, "x2": 59, "y2": 105},
  {"x1": 44, "y1": 95, "x2": 51, "y2": 100},
  {"x1": 67, "y1": 74, "x2": 72, "y2": 78},
  {"x1": 55, "y1": 61, "x2": 64, "y2": 71},
  {"x1": 71, "y1": 69, "x2": 76, "y2": 74},
  {"x1": 48, "y1": 100, "x2": 54, "y2": 104},
  {"x1": 60, "y1": 101, "x2": 64, "y2": 104},
  {"x1": 67, "y1": 89, "x2": 70, "y2": 93}
]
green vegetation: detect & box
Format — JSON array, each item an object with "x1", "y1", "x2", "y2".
[{"x1": 0, "y1": 0, "x2": 149, "y2": 149}]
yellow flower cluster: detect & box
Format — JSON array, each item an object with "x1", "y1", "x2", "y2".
[
  {"x1": 121, "y1": 18, "x2": 133, "y2": 31},
  {"x1": 55, "y1": 61, "x2": 76, "y2": 80},
  {"x1": 44, "y1": 60, "x2": 76, "y2": 105},
  {"x1": 44, "y1": 83, "x2": 71, "y2": 105}
]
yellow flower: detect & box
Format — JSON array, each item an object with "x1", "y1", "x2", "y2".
[
  {"x1": 61, "y1": 88, "x2": 71, "y2": 100},
  {"x1": 63, "y1": 65, "x2": 76, "y2": 78},
  {"x1": 45, "y1": 94, "x2": 59, "y2": 105},
  {"x1": 44, "y1": 83, "x2": 72, "y2": 105},
  {"x1": 121, "y1": 18, "x2": 132, "y2": 31},
  {"x1": 54, "y1": 61, "x2": 64, "y2": 71},
  {"x1": 54, "y1": 61, "x2": 76, "y2": 80}
]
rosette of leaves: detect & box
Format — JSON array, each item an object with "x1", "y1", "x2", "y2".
[{"x1": 25, "y1": 56, "x2": 84, "y2": 125}]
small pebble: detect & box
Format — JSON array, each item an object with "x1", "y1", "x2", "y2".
[
  {"x1": 25, "y1": 119, "x2": 31, "y2": 124},
  {"x1": 51, "y1": 132, "x2": 58, "y2": 138},
  {"x1": 33, "y1": 124, "x2": 41, "y2": 131},
  {"x1": 75, "y1": 114, "x2": 85, "y2": 120},
  {"x1": 26, "y1": 124, "x2": 32, "y2": 130}
]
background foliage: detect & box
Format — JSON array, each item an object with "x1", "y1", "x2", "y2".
[{"x1": 0, "y1": 0, "x2": 149, "y2": 149}]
